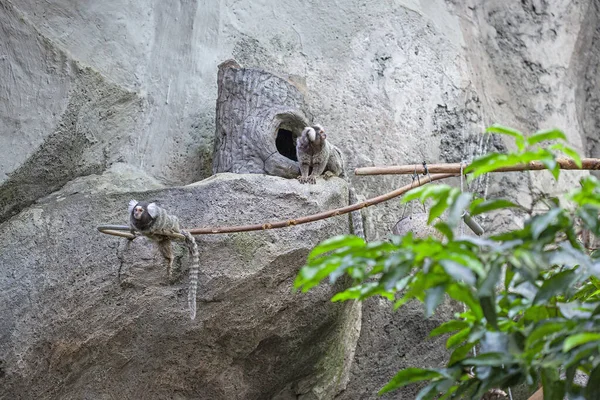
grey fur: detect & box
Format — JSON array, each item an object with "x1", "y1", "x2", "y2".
[
  {"x1": 295, "y1": 126, "x2": 365, "y2": 238},
  {"x1": 128, "y1": 200, "x2": 200, "y2": 320}
]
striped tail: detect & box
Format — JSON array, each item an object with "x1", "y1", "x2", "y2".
[
  {"x1": 182, "y1": 231, "x2": 199, "y2": 320},
  {"x1": 348, "y1": 187, "x2": 365, "y2": 239}
]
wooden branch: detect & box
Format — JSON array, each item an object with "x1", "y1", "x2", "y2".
[
  {"x1": 528, "y1": 387, "x2": 543, "y2": 400},
  {"x1": 96, "y1": 225, "x2": 186, "y2": 240},
  {"x1": 97, "y1": 225, "x2": 136, "y2": 239},
  {"x1": 97, "y1": 173, "x2": 457, "y2": 238},
  {"x1": 354, "y1": 157, "x2": 600, "y2": 176}
]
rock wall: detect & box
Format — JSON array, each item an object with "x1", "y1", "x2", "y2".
[
  {"x1": 1, "y1": 0, "x2": 599, "y2": 398},
  {"x1": 0, "y1": 172, "x2": 361, "y2": 399}
]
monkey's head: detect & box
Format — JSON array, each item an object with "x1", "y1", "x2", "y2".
[
  {"x1": 128, "y1": 200, "x2": 159, "y2": 230},
  {"x1": 303, "y1": 125, "x2": 326, "y2": 145},
  {"x1": 312, "y1": 124, "x2": 325, "y2": 135}
]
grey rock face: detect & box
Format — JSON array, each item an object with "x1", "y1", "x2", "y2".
[
  {"x1": 335, "y1": 299, "x2": 458, "y2": 400},
  {"x1": 0, "y1": 1, "x2": 145, "y2": 223},
  {"x1": 3, "y1": 0, "x2": 600, "y2": 398},
  {"x1": 0, "y1": 172, "x2": 361, "y2": 399}
]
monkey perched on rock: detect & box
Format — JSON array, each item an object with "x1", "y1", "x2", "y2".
[
  {"x1": 296, "y1": 125, "x2": 344, "y2": 184},
  {"x1": 296, "y1": 125, "x2": 365, "y2": 238},
  {"x1": 128, "y1": 200, "x2": 200, "y2": 320}
]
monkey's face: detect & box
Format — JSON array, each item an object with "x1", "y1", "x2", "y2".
[
  {"x1": 129, "y1": 200, "x2": 155, "y2": 230},
  {"x1": 132, "y1": 205, "x2": 146, "y2": 220},
  {"x1": 312, "y1": 125, "x2": 326, "y2": 143}
]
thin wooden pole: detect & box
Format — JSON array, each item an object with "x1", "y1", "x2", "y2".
[
  {"x1": 96, "y1": 225, "x2": 186, "y2": 240},
  {"x1": 528, "y1": 387, "x2": 543, "y2": 400},
  {"x1": 97, "y1": 173, "x2": 457, "y2": 238},
  {"x1": 354, "y1": 157, "x2": 600, "y2": 176}
]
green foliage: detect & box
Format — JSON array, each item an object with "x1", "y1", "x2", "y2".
[{"x1": 294, "y1": 126, "x2": 600, "y2": 398}]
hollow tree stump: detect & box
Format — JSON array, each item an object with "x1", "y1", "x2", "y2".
[{"x1": 212, "y1": 59, "x2": 311, "y2": 178}]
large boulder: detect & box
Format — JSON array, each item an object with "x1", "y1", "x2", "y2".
[{"x1": 0, "y1": 171, "x2": 361, "y2": 399}]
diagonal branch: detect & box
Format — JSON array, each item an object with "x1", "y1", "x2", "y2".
[{"x1": 98, "y1": 173, "x2": 457, "y2": 238}]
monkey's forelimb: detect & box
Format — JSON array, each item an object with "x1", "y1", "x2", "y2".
[
  {"x1": 157, "y1": 239, "x2": 175, "y2": 281},
  {"x1": 298, "y1": 162, "x2": 312, "y2": 184},
  {"x1": 309, "y1": 159, "x2": 328, "y2": 182}
]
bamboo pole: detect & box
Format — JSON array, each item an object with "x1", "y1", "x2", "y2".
[
  {"x1": 97, "y1": 173, "x2": 457, "y2": 238},
  {"x1": 354, "y1": 157, "x2": 600, "y2": 176}
]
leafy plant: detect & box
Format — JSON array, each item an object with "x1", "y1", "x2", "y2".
[{"x1": 294, "y1": 125, "x2": 600, "y2": 399}]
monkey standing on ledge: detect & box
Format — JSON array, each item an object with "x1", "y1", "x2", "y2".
[
  {"x1": 296, "y1": 125, "x2": 365, "y2": 238},
  {"x1": 128, "y1": 200, "x2": 200, "y2": 320}
]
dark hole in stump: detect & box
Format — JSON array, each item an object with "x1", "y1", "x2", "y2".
[{"x1": 276, "y1": 128, "x2": 297, "y2": 161}]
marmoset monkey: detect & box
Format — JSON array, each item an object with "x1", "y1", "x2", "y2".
[
  {"x1": 295, "y1": 125, "x2": 365, "y2": 238},
  {"x1": 128, "y1": 200, "x2": 200, "y2": 320}
]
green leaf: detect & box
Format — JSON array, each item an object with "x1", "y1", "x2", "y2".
[
  {"x1": 434, "y1": 222, "x2": 454, "y2": 240},
  {"x1": 430, "y1": 320, "x2": 470, "y2": 337},
  {"x1": 478, "y1": 264, "x2": 502, "y2": 298},
  {"x1": 331, "y1": 282, "x2": 394, "y2": 302},
  {"x1": 549, "y1": 143, "x2": 582, "y2": 168},
  {"x1": 470, "y1": 199, "x2": 519, "y2": 216},
  {"x1": 448, "y1": 341, "x2": 476, "y2": 366},
  {"x1": 540, "y1": 156, "x2": 560, "y2": 180},
  {"x1": 437, "y1": 384, "x2": 459, "y2": 400},
  {"x1": 462, "y1": 352, "x2": 514, "y2": 367},
  {"x1": 578, "y1": 205, "x2": 600, "y2": 233},
  {"x1": 402, "y1": 184, "x2": 452, "y2": 204},
  {"x1": 563, "y1": 342, "x2": 598, "y2": 369},
  {"x1": 464, "y1": 153, "x2": 503, "y2": 175},
  {"x1": 480, "y1": 296, "x2": 498, "y2": 330},
  {"x1": 439, "y1": 260, "x2": 476, "y2": 285},
  {"x1": 523, "y1": 304, "x2": 550, "y2": 323},
  {"x1": 485, "y1": 124, "x2": 525, "y2": 151},
  {"x1": 504, "y1": 264, "x2": 515, "y2": 292},
  {"x1": 541, "y1": 367, "x2": 566, "y2": 400},
  {"x1": 526, "y1": 321, "x2": 567, "y2": 348},
  {"x1": 530, "y1": 208, "x2": 562, "y2": 240},
  {"x1": 447, "y1": 328, "x2": 470, "y2": 349},
  {"x1": 447, "y1": 284, "x2": 483, "y2": 320},
  {"x1": 425, "y1": 285, "x2": 446, "y2": 317},
  {"x1": 526, "y1": 128, "x2": 566, "y2": 146},
  {"x1": 466, "y1": 153, "x2": 523, "y2": 179},
  {"x1": 447, "y1": 192, "x2": 473, "y2": 228},
  {"x1": 307, "y1": 235, "x2": 365, "y2": 261},
  {"x1": 453, "y1": 379, "x2": 478, "y2": 399},
  {"x1": 533, "y1": 270, "x2": 578, "y2": 305},
  {"x1": 415, "y1": 382, "x2": 439, "y2": 400},
  {"x1": 563, "y1": 333, "x2": 600, "y2": 352},
  {"x1": 428, "y1": 191, "x2": 455, "y2": 224},
  {"x1": 378, "y1": 368, "x2": 442, "y2": 395},
  {"x1": 294, "y1": 258, "x2": 343, "y2": 292},
  {"x1": 585, "y1": 364, "x2": 600, "y2": 399}
]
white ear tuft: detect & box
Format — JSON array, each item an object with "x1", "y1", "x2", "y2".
[
  {"x1": 128, "y1": 199, "x2": 138, "y2": 214},
  {"x1": 305, "y1": 127, "x2": 316, "y2": 142},
  {"x1": 147, "y1": 203, "x2": 160, "y2": 218}
]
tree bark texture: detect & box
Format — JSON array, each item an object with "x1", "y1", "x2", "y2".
[{"x1": 212, "y1": 59, "x2": 311, "y2": 178}]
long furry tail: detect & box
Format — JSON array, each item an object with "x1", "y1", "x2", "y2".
[
  {"x1": 181, "y1": 231, "x2": 199, "y2": 320},
  {"x1": 348, "y1": 187, "x2": 365, "y2": 239}
]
